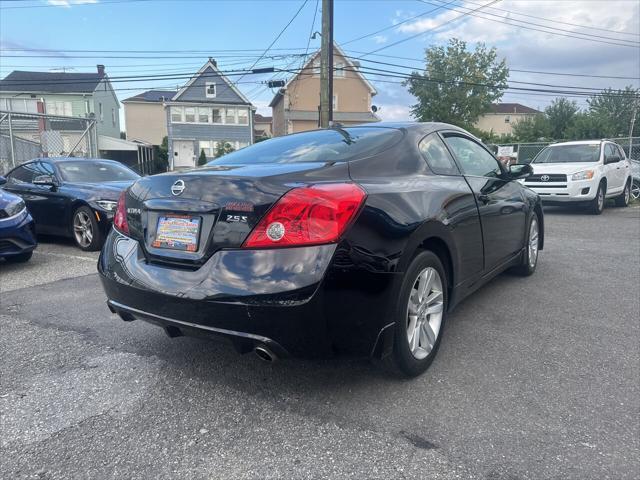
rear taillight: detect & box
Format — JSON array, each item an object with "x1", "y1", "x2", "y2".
[
  {"x1": 242, "y1": 183, "x2": 366, "y2": 248},
  {"x1": 113, "y1": 190, "x2": 129, "y2": 235}
]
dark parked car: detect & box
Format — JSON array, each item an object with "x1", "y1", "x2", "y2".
[
  {"x1": 99, "y1": 123, "x2": 543, "y2": 377},
  {"x1": 3, "y1": 158, "x2": 140, "y2": 251},
  {"x1": 0, "y1": 176, "x2": 37, "y2": 263}
]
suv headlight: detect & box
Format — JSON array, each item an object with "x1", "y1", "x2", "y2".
[
  {"x1": 571, "y1": 170, "x2": 595, "y2": 181},
  {"x1": 4, "y1": 199, "x2": 26, "y2": 218},
  {"x1": 96, "y1": 200, "x2": 118, "y2": 212}
]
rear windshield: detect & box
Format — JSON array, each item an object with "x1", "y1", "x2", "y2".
[
  {"x1": 58, "y1": 161, "x2": 140, "y2": 183},
  {"x1": 207, "y1": 127, "x2": 403, "y2": 165},
  {"x1": 533, "y1": 144, "x2": 600, "y2": 164}
]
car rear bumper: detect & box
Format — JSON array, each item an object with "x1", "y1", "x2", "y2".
[
  {"x1": 0, "y1": 210, "x2": 37, "y2": 257},
  {"x1": 98, "y1": 229, "x2": 400, "y2": 358}
]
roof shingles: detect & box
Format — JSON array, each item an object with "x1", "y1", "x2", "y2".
[{"x1": 0, "y1": 70, "x2": 106, "y2": 94}]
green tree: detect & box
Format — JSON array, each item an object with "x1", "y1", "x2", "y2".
[
  {"x1": 587, "y1": 86, "x2": 640, "y2": 137},
  {"x1": 545, "y1": 98, "x2": 578, "y2": 140},
  {"x1": 214, "y1": 141, "x2": 235, "y2": 158},
  {"x1": 198, "y1": 148, "x2": 207, "y2": 166},
  {"x1": 565, "y1": 112, "x2": 611, "y2": 140},
  {"x1": 405, "y1": 38, "x2": 509, "y2": 129},
  {"x1": 511, "y1": 115, "x2": 551, "y2": 142}
]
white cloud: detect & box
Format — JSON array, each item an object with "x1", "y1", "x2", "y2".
[
  {"x1": 252, "y1": 99, "x2": 272, "y2": 117},
  {"x1": 373, "y1": 35, "x2": 388, "y2": 44},
  {"x1": 377, "y1": 104, "x2": 413, "y2": 121},
  {"x1": 47, "y1": 0, "x2": 98, "y2": 7}
]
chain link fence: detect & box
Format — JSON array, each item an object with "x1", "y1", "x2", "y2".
[
  {"x1": 0, "y1": 110, "x2": 97, "y2": 174},
  {"x1": 489, "y1": 137, "x2": 640, "y2": 164}
]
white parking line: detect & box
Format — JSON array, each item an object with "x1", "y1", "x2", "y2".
[{"x1": 33, "y1": 251, "x2": 98, "y2": 262}]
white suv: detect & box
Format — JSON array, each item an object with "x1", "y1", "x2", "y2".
[{"x1": 523, "y1": 140, "x2": 632, "y2": 214}]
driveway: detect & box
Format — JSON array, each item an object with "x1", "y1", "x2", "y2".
[{"x1": 1, "y1": 206, "x2": 638, "y2": 479}]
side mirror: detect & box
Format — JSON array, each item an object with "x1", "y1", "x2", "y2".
[
  {"x1": 605, "y1": 155, "x2": 621, "y2": 164},
  {"x1": 0, "y1": 175, "x2": 6, "y2": 186},
  {"x1": 508, "y1": 164, "x2": 533, "y2": 180},
  {"x1": 33, "y1": 174, "x2": 58, "y2": 187}
]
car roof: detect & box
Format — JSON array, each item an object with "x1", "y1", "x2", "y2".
[
  {"x1": 548, "y1": 140, "x2": 604, "y2": 147},
  {"x1": 31, "y1": 157, "x2": 119, "y2": 164}
]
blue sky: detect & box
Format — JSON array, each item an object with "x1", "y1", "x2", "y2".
[{"x1": 1, "y1": 0, "x2": 639, "y2": 126}]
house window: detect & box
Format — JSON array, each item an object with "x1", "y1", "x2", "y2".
[
  {"x1": 184, "y1": 107, "x2": 196, "y2": 123},
  {"x1": 237, "y1": 142, "x2": 249, "y2": 150},
  {"x1": 205, "y1": 82, "x2": 216, "y2": 98},
  {"x1": 504, "y1": 115, "x2": 511, "y2": 124},
  {"x1": 199, "y1": 140, "x2": 215, "y2": 157},
  {"x1": 334, "y1": 62, "x2": 346, "y2": 78},
  {"x1": 112, "y1": 108, "x2": 116, "y2": 126},
  {"x1": 99, "y1": 102, "x2": 103, "y2": 121},
  {"x1": 198, "y1": 107, "x2": 210, "y2": 123},
  {"x1": 237, "y1": 109, "x2": 248, "y2": 125},
  {"x1": 212, "y1": 108, "x2": 222, "y2": 123},
  {"x1": 171, "y1": 106, "x2": 183, "y2": 123},
  {"x1": 225, "y1": 107, "x2": 236, "y2": 124},
  {"x1": 332, "y1": 95, "x2": 338, "y2": 111},
  {"x1": 47, "y1": 101, "x2": 72, "y2": 116},
  {"x1": 85, "y1": 100, "x2": 91, "y2": 114}
]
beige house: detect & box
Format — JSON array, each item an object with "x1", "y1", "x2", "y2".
[
  {"x1": 474, "y1": 103, "x2": 541, "y2": 136},
  {"x1": 122, "y1": 89, "x2": 175, "y2": 145},
  {"x1": 269, "y1": 44, "x2": 379, "y2": 136},
  {"x1": 254, "y1": 113, "x2": 272, "y2": 139}
]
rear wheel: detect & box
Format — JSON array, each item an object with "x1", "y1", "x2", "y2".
[
  {"x1": 4, "y1": 251, "x2": 32, "y2": 263},
  {"x1": 631, "y1": 179, "x2": 640, "y2": 202},
  {"x1": 385, "y1": 251, "x2": 447, "y2": 377},
  {"x1": 512, "y1": 212, "x2": 539, "y2": 276},
  {"x1": 72, "y1": 206, "x2": 103, "y2": 251},
  {"x1": 614, "y1": 180, "x2": 631, "y2": 207},
  {"x1": 588, "y1": 182, "x2": 605, "y2": 215}
]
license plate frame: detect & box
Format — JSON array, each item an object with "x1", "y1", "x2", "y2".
[{"x1": 152, "y1": 215, "x2": 201, "y2": 252}]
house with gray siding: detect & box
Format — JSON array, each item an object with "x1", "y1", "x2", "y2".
[
  {"x1": 166, "y1": 58, "x2": 255, "y2": 169},
  {"x1": 0, "y1": 65, "x2": 121, "y2": 139}
]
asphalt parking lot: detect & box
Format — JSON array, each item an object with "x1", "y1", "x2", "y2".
[{"x1": 1, "y1": 205, "x2": 639, "y2": 480}]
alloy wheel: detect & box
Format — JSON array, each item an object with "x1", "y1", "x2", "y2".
[
  {"x1": 406, "y1": 267, "x2": 444, "y2": 360},
  {"x1": 597, "y1": 188, "x2": 604, "y2": 211},
  {"x1": 632, "y1": 181, "x2": 640, "y2": 201},
  {"x1": 624, "y1": 183, "x2": 630, "y2": 205},
  {"x1": 73, "y1": 210, "x2": 93, "y2": 248},
  {"x1": 528, "y1": 218, "x2": 539, "y2": 269}
]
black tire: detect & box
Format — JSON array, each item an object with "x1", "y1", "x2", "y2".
[
  {"x1": 384, "y1": 250, "x2": 448, "y2": 378},
  {"x1": 4, "y1": 251, "x2": 33, "y2": 263},
  {"x1": 512, "y1": 211, "x2": 540, "y2": 277},
  {"x1": 614, "y1": 180, "x2": 631, "y2": 207},
  {"x1": 588, "y1": 182, "x2": 605, "y2": 215},
  {"x1": 71, "y1": 206, "x2": 103, "y2": 251}
]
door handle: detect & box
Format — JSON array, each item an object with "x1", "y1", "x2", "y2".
[{"x1": 478, "y1": 194, "x2": 490, "y2": 204}]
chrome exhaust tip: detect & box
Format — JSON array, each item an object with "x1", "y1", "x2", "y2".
[{"x1": 254, "y1": 345, "x2": 277, "y2": 363}]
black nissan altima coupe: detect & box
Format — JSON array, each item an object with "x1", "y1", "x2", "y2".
[{"x1": 99, "y1": 123, "x2": 543, "y2": 377}]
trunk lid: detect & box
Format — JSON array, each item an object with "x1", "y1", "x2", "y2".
[{"x1": 125, "y1": 162, "x2": 350, "y2": 267}]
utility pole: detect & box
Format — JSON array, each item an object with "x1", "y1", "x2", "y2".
[
  {"x1": 319, "y1": 0, "x2": 333, "y2": 128},
  {"x1": 629, "y1": 97, "x2": 638, "y2": 159}
]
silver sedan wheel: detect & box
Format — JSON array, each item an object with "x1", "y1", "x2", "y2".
[
  {"x1": 528, "y1": 218, "x2": 539, "y2": 269},
  {"x1": 406, "y1": 267, "x2": 444, "y2": 360},
  {"x1": 597, "y1": 187, "x2": 604, "y2": 211},
  {"x1": 631, "y1": 181, "x2": 640, "y2": 201},
  {"x1": 73, "y1": 210, "x2": 93, "y2": 248}
]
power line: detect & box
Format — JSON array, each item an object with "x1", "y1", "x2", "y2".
[
  {"x1": 353, "y1": 0, "x2": 502, "y2": 59},
  {"x1": 234, "y1": 0, "x2": 309, "y2": 84},
  {"x1": 432, "y1": 0, "x2": 640, "y2": 38},
  {"x1": 340, "y1": 0, "x2": 458, "y2": 46},
  {"x1": 416, "y1": 0, "x2": 640, "y2": 48}
]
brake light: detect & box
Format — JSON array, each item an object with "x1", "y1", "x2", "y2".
[
  {"x1": 242, "y1": 183, "x2": 366, "y2": 248},
  {"x1": 113, "y1": 190, "x2": 129, "y2": 235}
]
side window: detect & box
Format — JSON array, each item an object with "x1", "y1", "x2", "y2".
[
  {"x1": 7, "y1": 163, "x2": 39, "y2": 184},
  {"x1": 617, "y1": 145, "x2": 626, "y2": 160},
  {"x1": 443, "y1": 135, "x2": 502, "y2": 178},
  {"x1": 419, "y1": 133, "x2": 459, "y2": 175},
  {"x1": 37, "y1": 161, "x2": 56, "y2": 177},
  {"x1": 605, "y1": 144, "x2": 616, "y2": 160}
]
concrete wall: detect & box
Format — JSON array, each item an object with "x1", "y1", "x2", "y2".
[{"x1": 124, "y1": 102, "x2": 167, "y2": 145}]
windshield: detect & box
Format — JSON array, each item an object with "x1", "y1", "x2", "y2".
[
  {"x1": 533, "y1": 144, "x2": 600, "y2": 164},
  {"x1": 58, "y1": 161, "x2": 140, "y2": 183},
  {"x1": 207, "y1": 127, "x2": 403, "y2": 166}
]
